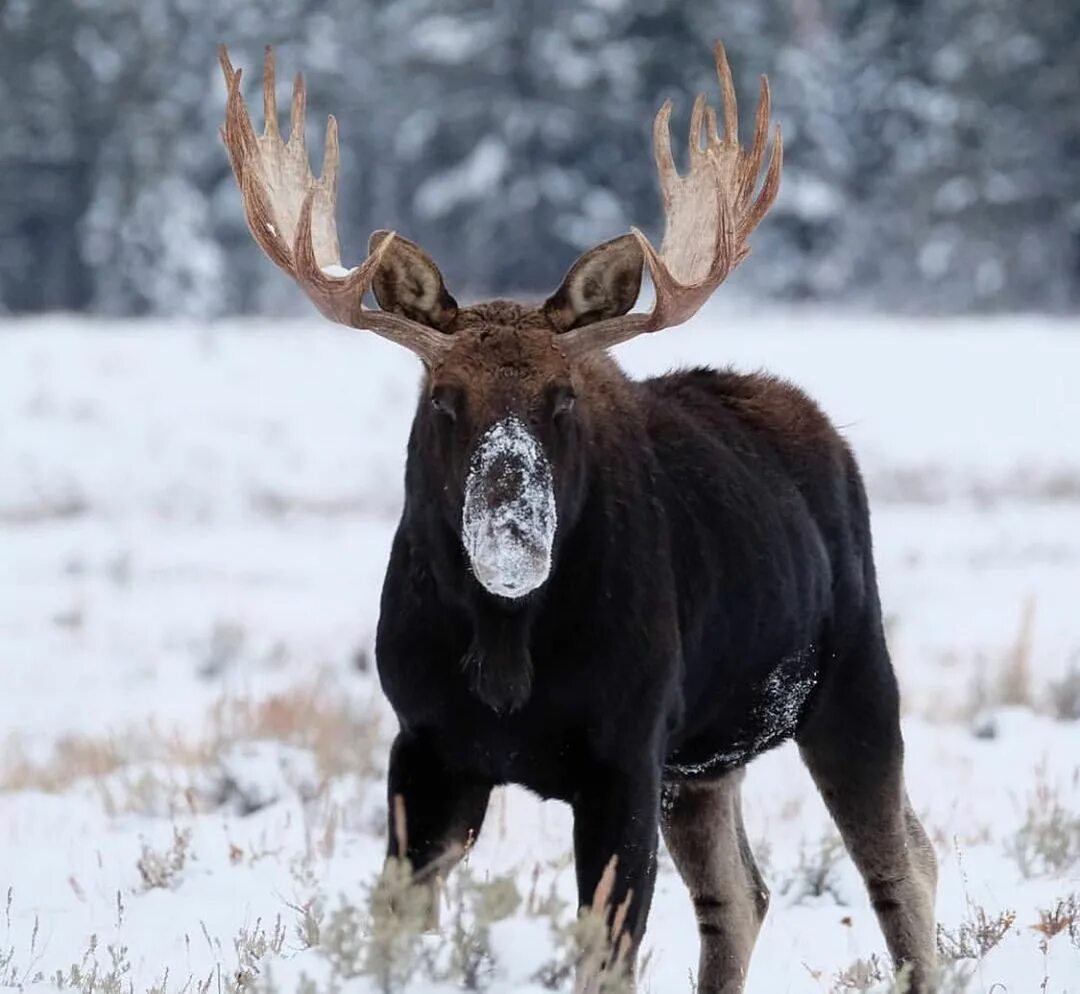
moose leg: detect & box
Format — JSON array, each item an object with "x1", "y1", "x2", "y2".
[
  {"x1": 572, "y1": 764, "x2": 661, "y2": 987},
  {"x1": 797, "y1": 632, "x2": 937, "y2": 992},
  {"x1": 386, "y1": 731, "x2": 492, "y2": 924},
  {"x1": 661, "y1": 771, "x2": 768, "y2": 994}
]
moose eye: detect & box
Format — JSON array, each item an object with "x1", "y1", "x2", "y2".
[
  {"x1": 429, "y1": 385, "x2": 461, "y2": 422},
  {"x1": 551, "y1": 388, "x2": 576, "y2": 420}
]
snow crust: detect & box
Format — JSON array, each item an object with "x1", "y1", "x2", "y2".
[
  {"x1": 667, "y1": 647, "x2": 819, "y2": 776},
  {"x1": 462, "y1": 415, "x2": 556, "y2": 600}
]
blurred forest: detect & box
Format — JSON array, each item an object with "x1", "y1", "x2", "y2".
[{"x1": 1, "y1": 0, "x2": 1078, "y2": 318}]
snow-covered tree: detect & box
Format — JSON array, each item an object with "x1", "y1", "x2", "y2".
[{"x1": 0, "y1": 0, "x2": 1076, "y2": 315}]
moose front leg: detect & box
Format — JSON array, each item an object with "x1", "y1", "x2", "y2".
[
  {"x1": 386, "y1": 731, "x2": 492, "y2": 925},
  {"x1": 572, "y1": 763, "x2": 661, "y2": 986}
]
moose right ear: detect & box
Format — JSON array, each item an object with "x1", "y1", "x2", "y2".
[
  {"x1": 370, "y1": 231, "x2": 459, "y2": 331},
  {"x1": 543, "y1": 234, "x2": 644, "y2": 333}
]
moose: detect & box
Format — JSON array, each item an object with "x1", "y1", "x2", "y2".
[{"x1": 220, "y1": 42, "x2": 938, "y2": 993}]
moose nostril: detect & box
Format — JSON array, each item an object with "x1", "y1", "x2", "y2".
[
  {"x1": 487, "y1": 464, "x2": 525, "y2": 504},
  {"x1": 502, "y1": 521, "x2": 527, "y2": 543}
]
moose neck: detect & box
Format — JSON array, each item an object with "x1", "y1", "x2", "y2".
[{"x1": 462, "y1": 589, "x2": 536, "y2": 712}]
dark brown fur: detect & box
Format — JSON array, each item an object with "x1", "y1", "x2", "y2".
[{"x1": 372, "y1": 241, "x2": 937, "y2": 992}]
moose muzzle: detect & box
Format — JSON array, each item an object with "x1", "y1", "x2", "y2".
[{"x1": 462, "y1": 416, "x2": 557, "y2": 600}]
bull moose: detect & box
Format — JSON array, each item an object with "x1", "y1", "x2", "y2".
[{"x1": 220, "y1": 41, "x2": 937, "y2": 993}]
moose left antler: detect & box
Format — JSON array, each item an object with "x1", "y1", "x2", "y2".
[
  {"x1": 219, "y1": 46, "x2": 455, "y2": 364},
  {"x1": 219, "y1": 41, "x2": 781, "y2": 360},
  {"x1": 559, "y1": 42, "x2": 782, "y2": 355}
]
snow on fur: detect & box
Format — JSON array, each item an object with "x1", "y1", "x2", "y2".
[{"x1": 462, "y1": 415, "x2": 557, "y2": 600}]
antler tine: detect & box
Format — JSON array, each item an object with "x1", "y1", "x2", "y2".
[
  {"x1": 688, "y1": 93, "x2": 707, "y2": 166},
  {"x1": 262, "y1": 47, "x2": 279, "y2": 140},
  {"x1": 652, "y1": 100, "x2": 678, "y2": 201},
  {"x1": 289, "y1": 70, "x2": 306, "y2": 148},
  {"x1": 321, "y1": 114, "x2": 340, "y2": 195},
  {"x1": 743, "y1": 122, "x2": 782, "y2": 247},
  {"x1": 560, "y1": 40, "x2": 783, "y2": 357},
  {"x1": 736, "y1": 76, "x2": 773, "y2": 223},
  {"x1": 218, "y1": 45, "x2": 453, "y2": 365},
  {"x1": 704, "y1": 105, "x2": 721, "y2": 150},
  {"x1": 715, "y1": 41, "x2": 739, "y2": 145},
  {"x1": 218, "y1": 48, "x2": 252, "y2": 183}
]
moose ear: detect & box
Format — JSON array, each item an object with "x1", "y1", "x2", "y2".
[
  {"x1": 369, "y1": 231, "x2": 459, "y2": 330},
  {"x1": 543, "y1": 234, "x2": 644, "y2": 333}
]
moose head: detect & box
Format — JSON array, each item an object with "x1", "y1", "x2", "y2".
[{"x1": 219, "y1": 44, "x2": 781, "y2": 604}]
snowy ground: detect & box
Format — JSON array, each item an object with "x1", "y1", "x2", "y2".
[{"x1": 2, "y1": 308, "x2": 1079, "y2": 993}]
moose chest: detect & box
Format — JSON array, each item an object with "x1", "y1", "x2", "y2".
[
  {"x1": 378, "y1": 597, "x2": 678, "y2": 803},
  {"x1": 381, "y1": 642, "x2": 668, "y2": 803}
]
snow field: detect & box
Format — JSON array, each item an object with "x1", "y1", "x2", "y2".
[{"x1": 1, "y1": 308, "x2": 1078, "y2": 992}]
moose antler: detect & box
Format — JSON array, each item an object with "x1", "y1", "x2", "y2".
[
  {"x1": 559, "y1": 42, "x2": 782, "y2": 356},
  {"x1": 219, "y1": 46, "x2": 454, "y2": 364}
]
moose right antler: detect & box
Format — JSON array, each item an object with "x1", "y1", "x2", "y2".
[
  {"x1": 558, "y1": 42, "x2": 782, "y2": 356},
  {"x1": 219, "y1": 46, "x2": 455, "y2": 364}
]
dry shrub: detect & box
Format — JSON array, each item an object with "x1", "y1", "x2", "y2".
[
  {"x1": 1045, "y1": 657, "x2": 1080, "y2": 721},
  {"x1": 1006, "y1": 771, "x2": 1080, "y2": 878},
  {"x1": 1, "y1": 725, "x2": 205, "y2": 795},
  {"x1": 936, "y1": 904, "x2": 1016, "y2": 961},
  {"x1": 441, "y1": 871, "x2": 520, "y2": 990},
  {"x1": 136, "y1": 826, "x2": 193, "y2": 890},
  {"x1": 931, "y1": 899, "x2": 1018, "y2": 994},
  {"x1": 315, "y1": 854, "x2": 523, "y2": 994},
  {"x1": 1, "y1": 736, "x2": 127, "y2": 793},
  {"x1": 207, "y1": 677, "x2": 383, "y2": 781},
  {"x1": 966, "y1": 597, "x2": 1037, "y2": 724},
  {"x1": 47, "y1": 935, "x2": 134, "y2": 994},
  {"x1": 1031, "y1": 894, "x2": 1080, "y2": 948},
  {"x1": 779, "y1": 831, "x2": 847, "y2": 904},
  {"x1": 0, "y1": 672, "x2": 381, "y2": 805},
  {"x1": 830, "y1": 954, "x2": 889, "y2": 993},
  {"x1": 229, "y1": 916, "x2": 287, "y2": 991},
  {"x1": 533, "y1": 856, "x2": 636, "y2": 994},
  {"x1": 996, "y1": 597, "x2": 1035, "y2": 708}
]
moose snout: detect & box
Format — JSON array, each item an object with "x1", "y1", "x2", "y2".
[
  {"x1": 467, "y1": 517, "x2": 552, "y2": 599},
  {"x1": 462, "y1": 416, "x2": 557, "y2": 601}
]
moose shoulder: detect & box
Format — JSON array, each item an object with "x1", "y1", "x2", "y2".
[{"x1": 221, "y1": 42, "x2": 938, "y2": 994}]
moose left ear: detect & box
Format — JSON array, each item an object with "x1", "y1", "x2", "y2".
[
  {"x1": 369, "y1": 231, "x2": 459, "y2": 330},
  {"x1": 543, "y1": 234, "x2": 644, "y2": 333}
]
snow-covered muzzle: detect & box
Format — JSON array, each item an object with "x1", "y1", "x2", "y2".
[{"x1": 462, "y1": 416, "x2": 557, "y2": 600}]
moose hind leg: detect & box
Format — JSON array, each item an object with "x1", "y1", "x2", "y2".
[
  {"x1": 661, "y1": 771, "x2": 768, "y2": 994},
  {"x1": 797, "y1": 635, "x2": 937, "y2": 992}
]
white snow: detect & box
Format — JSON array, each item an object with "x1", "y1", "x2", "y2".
[
  {"x1": 667, "y1": 648, "x2": 819, "y2": 777},
  {"x1": 413, "y1": 138, "x2": 510, "y2": 220},
  {"x1": 1, "y1": 307, "x2": 1078, "y2": 993},
  {"x1": 462, "y1": 415, "x2": 557, "y2": 600},
  {"x1": 410, "y1": 16, "x2": 498, "y2": 66}
]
